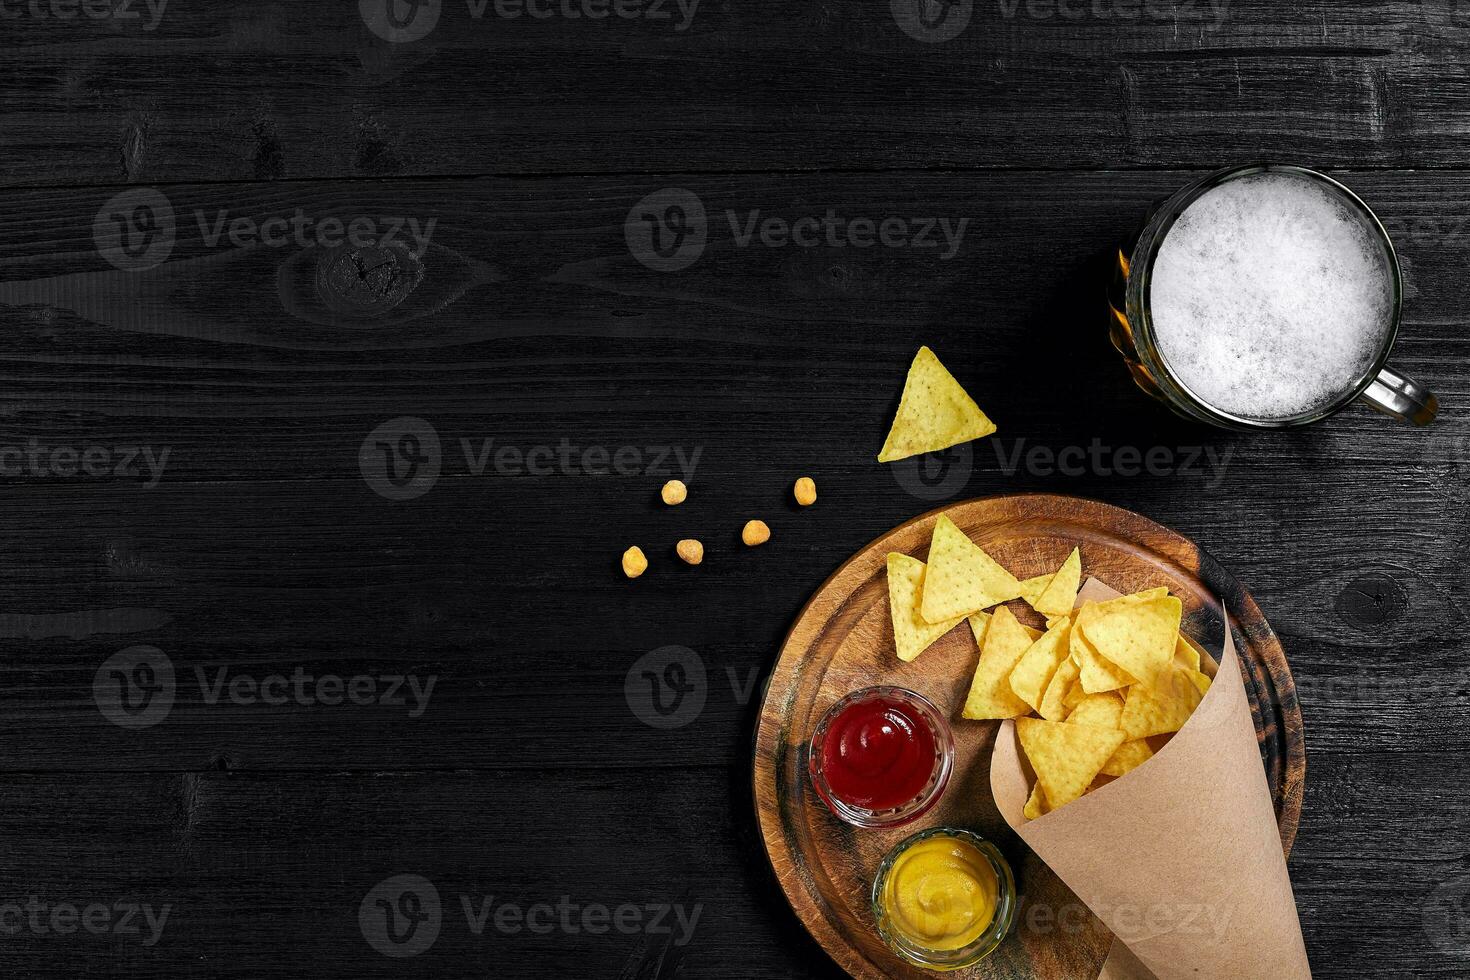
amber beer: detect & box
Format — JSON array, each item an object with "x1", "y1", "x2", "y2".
[{"x1": 1112, "y1": 165, "x2": 1436, "y2": 427}]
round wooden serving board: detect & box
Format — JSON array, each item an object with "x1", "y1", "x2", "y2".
[{"x1": 752, "y1": 494, "x2": 1305, "y2": 980}]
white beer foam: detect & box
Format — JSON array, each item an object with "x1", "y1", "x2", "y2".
[{"x1": 1150, "y1": 172, "x2": 1393, "y2": 421}]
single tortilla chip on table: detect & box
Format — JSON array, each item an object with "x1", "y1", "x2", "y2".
[{"x1": 876, "y1": 346, "x2": 997, "y2": 463}]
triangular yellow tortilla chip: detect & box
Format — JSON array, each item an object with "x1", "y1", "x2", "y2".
[
  {"x1": 886, "y1": 553, "x2": 964, "y2": 663},
  {"x1": 1023, "y1": 780, "x2": 1050, "y2": 821},
  {"x1": 1008, "y1": 620, "x2": 1071, "y2": 713},
  {"x1": 1065, "y1": 691, "x2": 1124, "y2": 729},
  {"x1": 968, "y1": 610, "x2": 992, "y2": 650},
  {"x1": 1120, "y1": 665, "x2": 1205, "y2": 740},
  {"x1": 1100, "y1": 738, "x2": 1155, "y2": 777},
  {"x1": 1016, "y1": 717, "x2": 1126, "y2": 810},
  {"x1": 1018, "y1": 574, "x2": 1051, "y2": 608},
  {"x1": 1037, "y1": 655, "x2": 1079, "y2": 722},
  {"x1": 1183, "y1": 667, "x2": 1212, "y2": 697},
  {"x1": 1072, "y1": 605, "x2": 1137, "y2": 693},
  {"x1": 1174, "y1": 634, "x2": 1204, "y2": 673},
  {"x1": 877, "y1": 346, "x2": 997, "y2": 463},
  {"x1": 920, "y1": 515, "x2": 1022, "y2": 622},
  {"x1": 1032, "y1": 548, "x2": 1082, "y2": 618},
  {"x1": 1083, "y1": 594, "x2": 1182, "y2": 688},
  {"x1": 1062, "y1": 674, "x2": 1088, "y2": 710},
  {"x1": 961, "y1": 606, "x2": 1039, "y2": 720}
]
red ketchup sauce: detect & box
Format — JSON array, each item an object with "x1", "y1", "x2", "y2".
[{"x1": 820, "y1": 695, "x2": 937, "y2": 811}]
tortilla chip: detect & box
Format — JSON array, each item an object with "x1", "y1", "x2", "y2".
[
  {"x1": 920, "y1": 515, "x2": 1022, "y2": 622},
  {"x1": 1037, "y1": 656, "x2": 1080, "y2": 722},
  {"x1": 1100, "y1": 738, "x2": 1155, "y2": 777},
  {"x1": 1032, "y1": 548, "x2": 1082, "y2": 617},
  {"x1": 1072, "y1": 606, "x2": 1137, "y2": 693},
  {"x1": 1023, "y1": 780, "x2": 1050, "y2": 821},
  {"x1": 1008, "y1": 621, "x2": 1071, "y2": 713},
  {"x1": 1016, "y1": 717, "x2": 1126, "y2": 810},
  {"x1": 961, "y1": 606, "x2": 1040, "y2": 720},
  {"x1": 1066, "y1": 674, "x2": 1090, "y2": 707},
  {"x1": 1183, "y1": 667, "x2": 1213, "y2": 697},
  {"x1": 877, "y1": 346, "x2": 997, "y2": 463},
  {"x1": 886, "y1": 553, "x2": 965, "y2": 663},
  {"x1": 1120, "y1": 666, "x2": 1205, "y2": 740},
  {"x1": 1084, "y1": 594, "x2": 1182, "y2": 687},
  {"x1": 1065, "y1": 691, "x2": 1124, "y2": 729},
  {"x1": 968, "y1": 610, "x2": 992, "y2": 650},
  {"x1": 1018, "y1": 574, "x2": 1051, "y2": 608},
  {"x1": 1174, "y1": 634, "x2": 1203, "y2": 673}
]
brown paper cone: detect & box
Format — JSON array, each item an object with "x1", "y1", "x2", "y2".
[{"x1": 991, "y1": 580, "x2": 1311, "y2": 980}]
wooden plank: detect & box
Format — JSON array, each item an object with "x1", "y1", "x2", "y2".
[
  {"x1": 0, "y1": 761, "x2": 1458, "y2": 977},
  {"x1": 5, "y1": 2, "x2": 1470, "y2": 180},
  {"x1": 0, "y1": 169, "x2": 1461, "y2": 769}
]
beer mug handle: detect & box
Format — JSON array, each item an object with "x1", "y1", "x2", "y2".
[{"x1": 1358, "y1": 365, "x2": 1438, "y2": 425}]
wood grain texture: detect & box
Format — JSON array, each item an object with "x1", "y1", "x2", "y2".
[
  {"x1": 5, "y1": 1, "x2": 1470, "y2": 183},
  {"x1": 753, "y1": 494, "x2": 1303, "y2": 980},
  {"x1": 0, "y1": 11, "x2": 1467, "y2": 974}
]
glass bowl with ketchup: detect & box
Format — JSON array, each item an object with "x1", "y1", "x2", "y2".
[{"x1": 807, "y1": 686, "x2": 954, "y2": 828}]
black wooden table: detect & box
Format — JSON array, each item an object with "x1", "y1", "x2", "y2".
[{"x1": 0, "y1": 2, "x2": 1465, "y2": 977}]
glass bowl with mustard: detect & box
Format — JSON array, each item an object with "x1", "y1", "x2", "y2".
[{"x1": 871, "y1": 826, "x2": 1017, "y2": 970}]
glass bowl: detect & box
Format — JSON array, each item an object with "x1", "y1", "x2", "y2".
[
  {"x1": 806, "y1": 685, "x2": 953, "y2": 829},
  {"x1": 871, "y1": 827, "x2": 1017, "y2": 970}
]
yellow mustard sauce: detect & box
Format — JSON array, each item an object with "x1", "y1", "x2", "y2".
[{"x1": 881, "y1": 834, "x2": 998, "y2": 951}]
